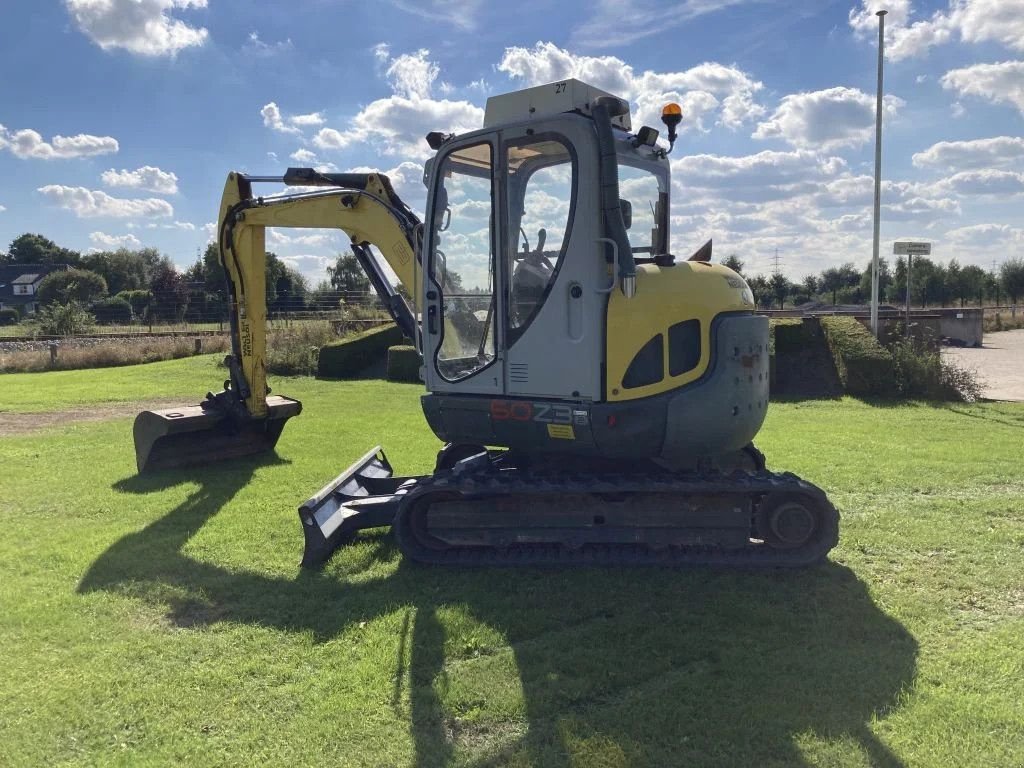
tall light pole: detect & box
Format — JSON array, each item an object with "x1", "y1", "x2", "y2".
[{"x1": 870, "y1": 9, "x2": 887, "y2": 337}]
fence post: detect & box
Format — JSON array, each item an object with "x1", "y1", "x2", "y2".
[
  {"x1": 194, "y1": 337, "x2": 203, "y2": 355},
  {"x1": 48, "y1": 342, "x2": 58, "y2": 365}
]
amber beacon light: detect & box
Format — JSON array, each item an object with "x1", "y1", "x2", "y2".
[{"x1": 660, "y1": 103, "x2": 682, "y2": 151}]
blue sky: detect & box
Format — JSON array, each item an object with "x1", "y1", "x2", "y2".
[{"x1": 0, "y1": 0, "x2": 1022, "y2": 283}]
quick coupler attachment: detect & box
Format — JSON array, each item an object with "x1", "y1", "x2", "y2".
[{"x1": 298, "y1": 446, "x2": 409, "y2": 568}]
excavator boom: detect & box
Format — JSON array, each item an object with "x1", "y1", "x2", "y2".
[{"x1": 133, "y1": 168, "x2": 422, "y2": 473}]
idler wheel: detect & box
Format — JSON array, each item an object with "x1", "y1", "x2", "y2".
[{"x1": 756, "y1": 492, "x2": 819, "y2": 549}]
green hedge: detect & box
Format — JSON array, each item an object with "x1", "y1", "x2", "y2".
[
  {"x1": 317, "y1": 323, "x2": 404, "y2": 379},
  {"x1": 91, "y1": 296, "x2": 133, "y2": 324},
  {"x1": 769, "y1": 318, "x2": 843, "y2": 398},
  {"x1": 820, "y1": 316, "x2": 895, "y2": 397},
  {"x1": 386, "y1": 345, "x2": 422, "y2": 382},
  {"x1": 0, "y1": 308, "x2": 19, "y2": 325}
]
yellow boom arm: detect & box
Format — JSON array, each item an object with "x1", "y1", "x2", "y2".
[{"x1": 217, "y1": 169, "x2": 422, "y2": 418}]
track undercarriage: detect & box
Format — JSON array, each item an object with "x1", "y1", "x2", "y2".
[{"x1": 299, "y1": 445, "x2": 839, "y2": 569}]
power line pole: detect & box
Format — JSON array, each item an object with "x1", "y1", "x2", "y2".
[{"x1": 870, "y1": 8, "x2": 888, "y2": 338}]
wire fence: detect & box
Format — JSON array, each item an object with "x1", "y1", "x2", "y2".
[{"x1": 0, "y1": 289, "x2": 395, "y2": 340}]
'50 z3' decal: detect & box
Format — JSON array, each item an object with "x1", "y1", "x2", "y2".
[{"x1": 490, "y1": 400, "x2": 573, "y2": 424}]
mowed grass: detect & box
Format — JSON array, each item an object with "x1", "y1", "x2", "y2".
[{"x1": 1, "y1": 361, "x2": 1023, "y2": 767}]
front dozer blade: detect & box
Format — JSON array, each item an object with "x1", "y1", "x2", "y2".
[
  {"x1": 298, "y1": 446, "x2": 407, "y2": 568},
  {"x1": 133, "y1": 395, "x2": 301, "y2": 473}
]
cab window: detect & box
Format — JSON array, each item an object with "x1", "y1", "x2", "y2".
[
  {"x1": 505, "y1": 136, "x2": 576, "y2": 344},
  {"x1": 618, "y1": 163, "x2": 667, "y2": 258},
  {"x1": 430, "y1": 142, "x2": 497, "y2": 382}
]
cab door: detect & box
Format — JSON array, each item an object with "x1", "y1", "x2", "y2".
[
  {"x1": 500, "y1": 117, "x2": 603, "y2": 400},
  {"x1": 421, "y1": 138, "x2": 505, "y2": 395}
]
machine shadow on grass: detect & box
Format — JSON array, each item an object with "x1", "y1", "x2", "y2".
[{"x1": 81, "y1": 461, "x2": 918, "y2": 768}]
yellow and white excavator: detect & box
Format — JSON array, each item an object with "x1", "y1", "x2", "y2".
[{"x1": 134, "y1": 80, "x2": 838, "y2": 568}]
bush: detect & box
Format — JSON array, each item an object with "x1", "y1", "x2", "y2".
[
  {"x1": 318, "y1": 323, "x2": 404, "y2": 378},
  {"x1": 983, "y1": 311, "x2": 1024, "y2": 333},
  {"x1": 37, "y1": 268, "x2": 107, "y2": 306},
  {"x1": 0, "y1": 308, "x2": 20, "y2": 325},
  {"x1": 820, "y1": 316, "x2": 895, "y2": 397},
  {"x1": 386, "y1": 345, "x2": 422, "y2": 382},
  {"x1": 117, "y1": 289, "x2": 153, "y2": 318},
  {"x1": 28, "y1": 301, "x2": 96, "y2": 336},
  {"x1": 91, "y1": 296, "x2": 133, "y2": 324},
  {"x1": 265, "y1": 321, "x2": 337, "y2": 376},
  {"x1": 889, "y1": 339, "x2": 983, "y2": 402},
  {"x1": 0, "y1": 335, "x2": 231, "y2": 373}
]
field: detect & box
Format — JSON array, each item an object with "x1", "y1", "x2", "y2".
[{"x1": 1, "y1": 356, "x2": 1023, "y2": 767}]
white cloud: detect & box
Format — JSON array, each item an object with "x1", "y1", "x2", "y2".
[
  {"x1": 65, "y1": 0, "x2": 209, "y2": 57},
  {"x1": 390, "y1": 0, "x2": 482, "y2": 31},
  {"x1": 0, "y1": 204, "x2": 6, "y2": 213},
  {"x1": 941, "y1": 61, "x2": 1024, "y2": 115},
  {"x1": 933, "y1": 169, "x2": 1024, "y2": 197},
  {"x1": 37, "y1": 185, "x2": 174, "y2": 218},
  {"x1": 952, "y1": 0, "x2": 1024, "y2": 50},
  {"x1": 912, "y1": 136, "x2": 1024, "y2": 170},
  {"x1": 674, "y1": 150, "x2": 844, "y2": 187},
  {"x1": 244, "y1": 31, "x2": 292, "y2": 57},
  {"x1": 0, "y1": 124, "x2": 118, "y2": 159},
  {"x1": 753, "y1": 87, "x2": 903, "y2": 151},
  {"x1": 267, "y1": 230, "x2": 338, "y2": 248},
  {"x1": 143, "y1": 220, "x2": 195, "y2": 230},
  {"x1": 385, "y1": 49, "x2": 440, "y2": 100},
  {"x1": 312, "y1": 47, "x2": 482, "y2": 158},
  {"x1": 101, "y1": 165, "x2": 179, "y2": 194},
  {"x1": 574, "y1": 0, "x2": 753, "y2": 47},
  {"x1": 261, "y1": 102, "x2": 326, "y2": 135},
  {"x1": 89, "y1": 231, "x2": 142, "y2": 248},
  {"x1": 290, "y1": 148, "x2": 319, "y2": 163},
  {"x1": 849, "y1": 0, "x2": 1024, "y2": 61},
  {"x1": 313, "y1": 96, "x2": 483, "y2": 159},
  {"x1": 497, "y1": 42, "x2": 765, "y2": 132},
  {"x1": 944, "y1": 223, "x2": 1023, "y2": 248}
]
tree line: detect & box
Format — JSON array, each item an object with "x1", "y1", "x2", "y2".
[
  {"x1": 0, "y1": 232, "x2": 378, "y2": 325},
  {"x1": 721, "y1": 253, "x2": 1024, "y2": 310}
]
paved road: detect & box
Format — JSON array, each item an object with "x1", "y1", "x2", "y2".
[{"x1": 943, "y1": 329, "x2": 1024, "y2": 401}]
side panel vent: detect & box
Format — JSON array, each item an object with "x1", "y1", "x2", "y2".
[{"x1": 510, "y1": 363, "x2": 530, "y2": 383}]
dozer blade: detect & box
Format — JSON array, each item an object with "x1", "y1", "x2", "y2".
[
  {"x1": 133, "y1": 395, "x2": 301, "y2": 473},
  {"x1": 298, "y1": 446, "x2": 407, "y2": 568}
]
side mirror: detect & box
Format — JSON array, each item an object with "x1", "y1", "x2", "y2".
[{"x1": 620, "y1": 199, "x2": 632, "y2": 230}]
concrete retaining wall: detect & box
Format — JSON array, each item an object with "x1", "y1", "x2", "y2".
[{"x1": 936, "y1": 308, "x2": 983, "y2": 347}]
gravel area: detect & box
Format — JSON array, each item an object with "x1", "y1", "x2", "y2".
[{"x1": 944, "y1": 329, "x2": 1024, "y2": 402}]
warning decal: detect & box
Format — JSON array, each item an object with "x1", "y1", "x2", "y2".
[{"x1": 547, "y1": 424, "x2": 575, "y2": 440}]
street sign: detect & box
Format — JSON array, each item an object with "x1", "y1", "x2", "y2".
[{"x1": 893, "y1": 241, "x2": 932, "y2": 255}]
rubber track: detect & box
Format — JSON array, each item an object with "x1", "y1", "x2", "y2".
[{"x1": 394, "y1": 468, "x2": 840, "y2": 567}]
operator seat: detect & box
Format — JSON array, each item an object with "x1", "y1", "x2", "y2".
[
  {"x1": 512, "y1": 227, "x2": 552, "y2": 327},
  {"x1": 512, "y1": 255, "x2": 552, "y2": 326}
]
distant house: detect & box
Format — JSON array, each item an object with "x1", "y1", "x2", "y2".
[{"x1": 0, "y1": 264, "x2": 69, "y2": 316}]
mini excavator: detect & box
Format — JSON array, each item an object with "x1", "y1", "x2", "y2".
[{"x1": 134, "y1": 80, "x2": 838, "y2": 568}]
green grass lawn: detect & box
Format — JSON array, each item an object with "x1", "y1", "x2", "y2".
[{"x1": 1, "y1": 359, "x2": 1023, "y2": 767}]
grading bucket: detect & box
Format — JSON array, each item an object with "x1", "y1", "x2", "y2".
[{"x1": 133, "y1": 395, "x2": 301, "y2": 473}]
